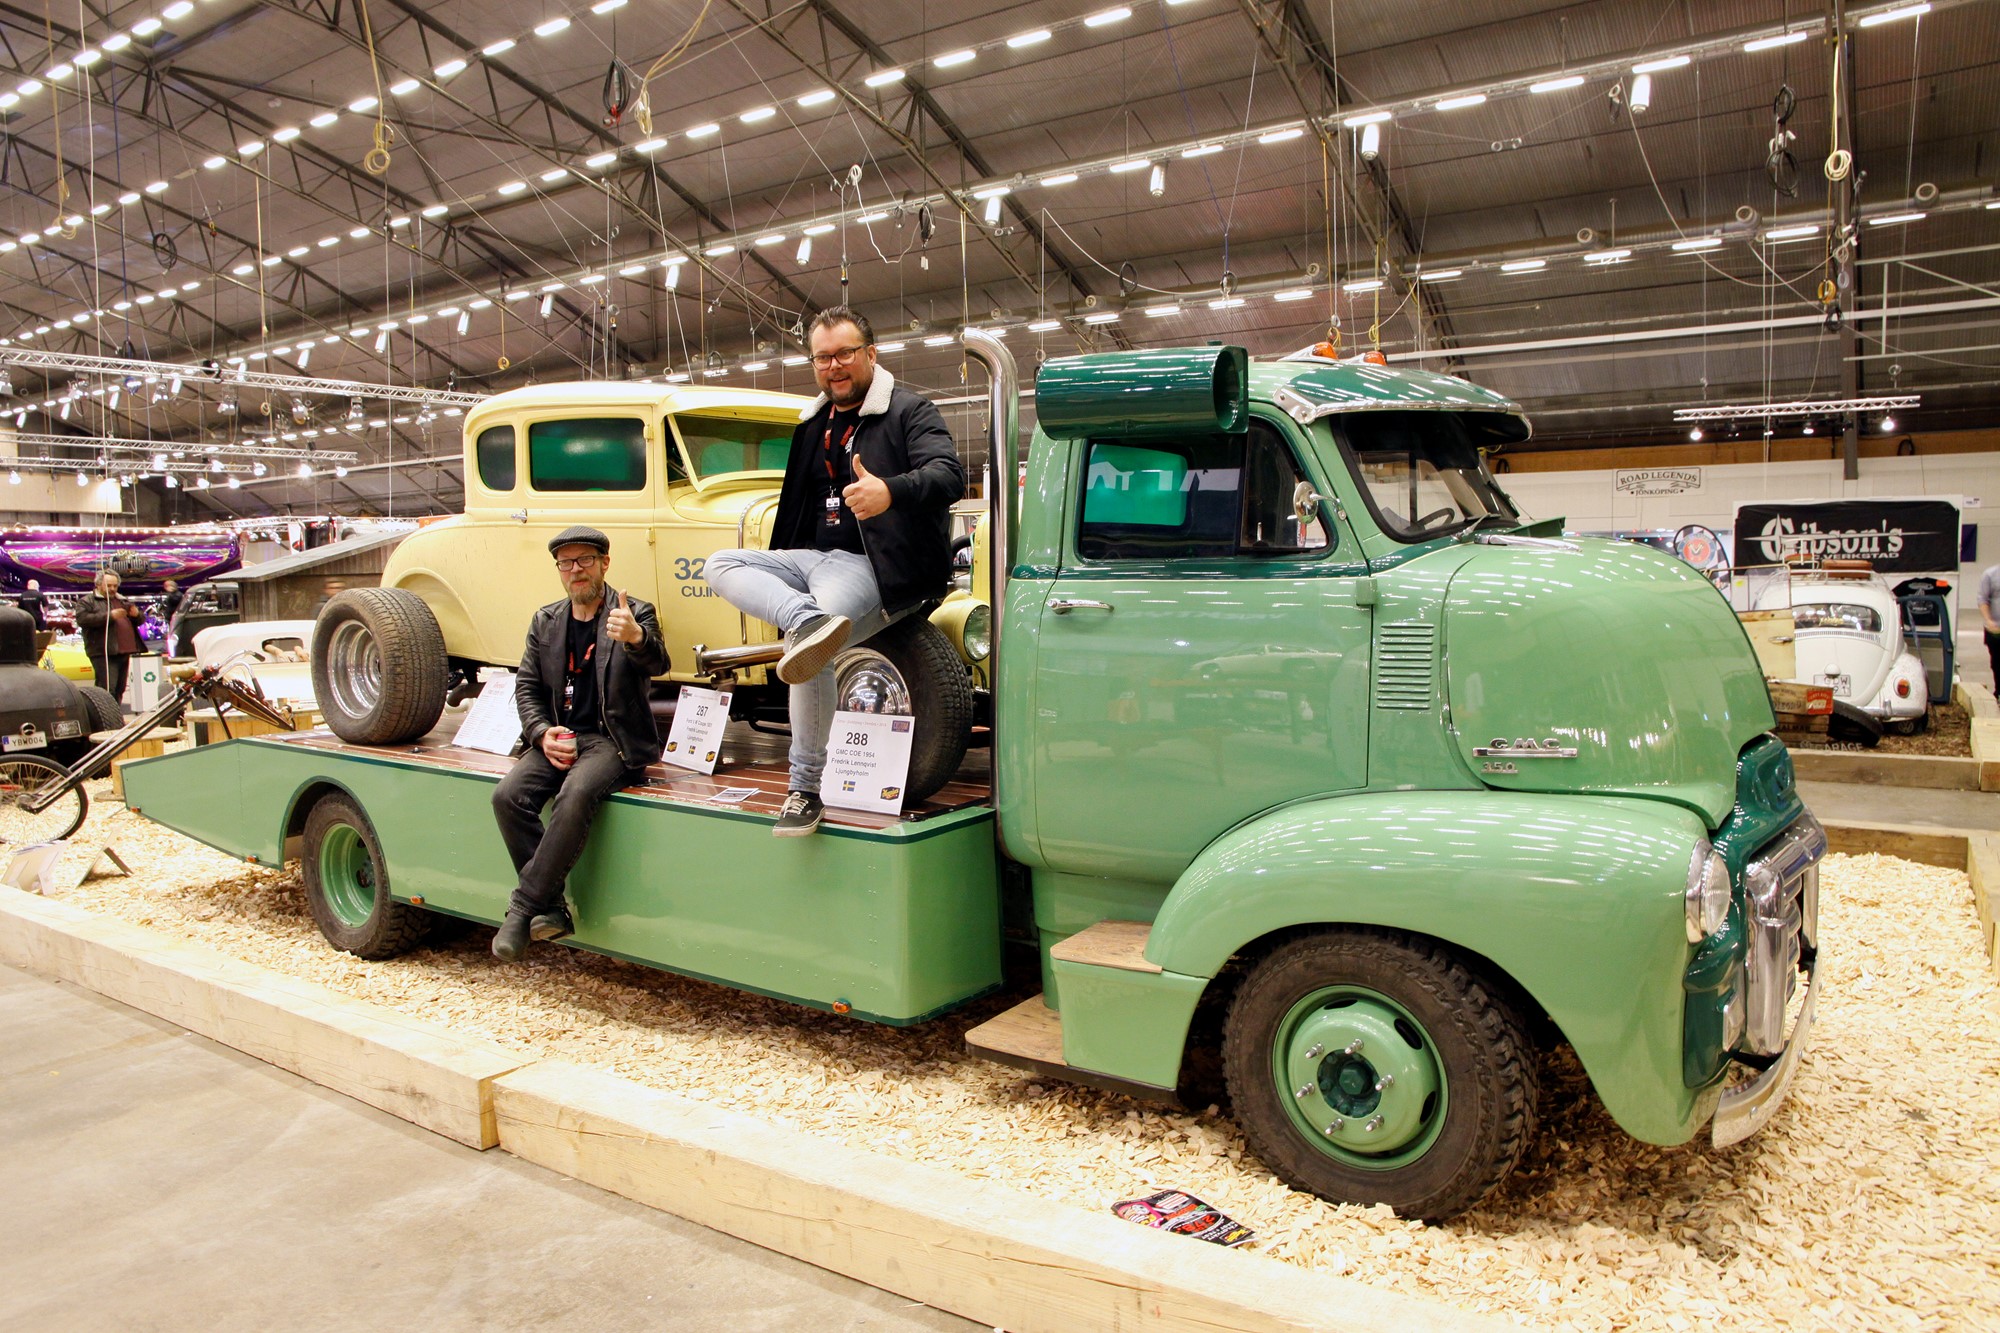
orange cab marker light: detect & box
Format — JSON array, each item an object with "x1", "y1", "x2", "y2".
[
  {"x1": 1362, "y1": 349, "x2": 1388, "y2": 365},
  {"x1": 831, "y1": 999, "x2": 852, "y2": 1015},
  {"x1": 410, "y1": 896, "x2": 425, "y2": 906},
  {"x1": 1311, "y1": 340, "x2": 1340, "y2": 359}
]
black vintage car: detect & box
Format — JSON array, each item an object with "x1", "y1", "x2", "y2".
[{"x1": 0, "y1": 603, "x2": 125, "y2": 770}]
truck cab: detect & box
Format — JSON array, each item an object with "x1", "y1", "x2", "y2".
[{"x1": 969, "y1": 342, "x2": 1822, "y2": 1220}]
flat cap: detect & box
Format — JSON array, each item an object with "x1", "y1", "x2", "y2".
[{"x1": 547, "y1": 525, "x2": 611, "y2": 556}]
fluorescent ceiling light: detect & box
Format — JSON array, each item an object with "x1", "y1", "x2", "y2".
[
  {"x1": 1744, "y1": 30, "x2": 1811, "y2": 51},
  {"x1": 740, "y1": 106, "x2": 776, "y2": 123},
  {"x1": 388, "y1": 78, "x2": 420, "y2": 96},
  {"x1": 923, "y1": 334, "x2": 956, "y2": 345},
  {"x1": 686, "y1": 123, "x2": 719, "y2": 138},
  {"x1": 239, "y1": 139, "x2": 265, "y2": 156},
  {"x1": 585, "y1": 151, "x2": 619, "y2": 168},
  {"x1": 1866, "y1": 211, "x2": 1925, "y2": 225},
  {"x1": 1027, "y1": 319, "x2": 1062, "y2": 331},
  {"x1": 704, "y1": 242, "x2": 735, "y2": 255},
  {"x1": 133, "y1": 17, "x2": 163, "y2": 34},
  {"x1": 1583, "y1": 249, "x2": 1632, "y2": 263},
  {"x1": 1529, "y1": 75, "x2": 1585, "y2": 93},
  {"x1": 202, "y1": 155, "x2": 227, "y2": 169},
  {"x1": 1762, "y1": 224, "x2": 1820, "y2": 241},
  {"x1": 163, "y1": 1, "x2": 195, "y2": 17},
  {"x1": 318, "y1": 234, "x2": 341, "y2": 246},
  {"x1": 388, "y1": 215, "x2": 411, "y2": 227},
  {"x1": 420, "y1": 204, "x2": 449, "y2": 218},
  {"x1": 856, "y1": 211, "x2": 889, "y2": 223},
  {"x1": 261, "y1": 254, "x2": 283, "y2": 266},
  {"x1": 578, "y1": 274, "x2": 604, "y2": 285},
  {"x1": 803, "y1": 223, "x2": 836, "y2": 235},
  {"x1": 45, "y1": 64, "x2": 72, "y2": 81},
  {"x1": 1041, "y1": 172, "x2": 1079, "y2": 186},
  {"x1": 741, "y1": 361, "x2": 769, "y2": 371},
  {"x1": 309, "y1": 112, "x2": 338, "y2": 127},
  {"x1": 497, "y1": 180, "x2": 527, "y2": 196},
  {"x1": 1435, "y1": 93, "x2": 1487, "y2": 110},
  {"x1": 1109, "y1": 158, "x2": 1151, "y2": 172},
  {"x1": 349, "y1": 226, "x2": 370, "y2": 238},
  {"x1": 1209, "y1": 297, "x2": 1245, "y2": 308},
  {"x1": 1182, "y1": 143, "x2": 1224, "y2": 158},
  {"x1": 1007, "y1": 29, "x2": 1052, "y2": 48},
  {"x1": 1858, "y1": 3, "x2": 1930, "y2": 26},
  {"x1": 1086, "y1": 7, "x2": 1132, "y2": 26},
  {"x1": 1342, "y1": 278, "x2": 1384, "y2": 292},
  {"x1": 434, "y1": 59, "x2": 467, "y2": 78},
  {"x1": 797, "y1": 89, "x2": 836, "y2": 106},
  {"x1": 1633, "y1": 55, "x2": 1691, "y2": 73},
  {"x1": 349, "y1": 95, "x2": 379, "y2": 113},
  {"x1": 971, "y1": 185, "x2": 1010, "y2": 200},
  {"x1": 635, "y1": 137, "x2": 667, "y2": 153},
  {"x1": 619, "y1": 264, "x2": 648, "y2": 275},
  {"x1": 540, "y1": 168, "x2": 570, "y2": 182},
  {"x1": 1416, "y1": 268, "x2": 1463, "y2": 280},
  {"x1": 231, "y1": 263, "x2": 254, "y2": 275},
  {"x1": 1341, "y1": 110, "x2": 1391, "y2": 127},
  {"x1": 935, "y1": 49, "x2": 976, "y2": 67},
  {"x1": 875, "y1": 341, "x2": 907, "y2": 351},
  {"x1": 534, "y1": 17, "x2": 572, "y2": 36},
  {"x1": 1671, "y1": 236, "x2": 1722, "y2": 250},
  {"x1": 103, "y1": 34, "x2": 132, "y2": 52},
  {"x1": 1500, "y1": 258, "x2": 1547, "y2": 271},
  {"x1": 754, "y1": 233, "x2": 786, "y2": 246},
  {"x1": 144, "y1": 180, "x2": 167, "y2": 194},
  {"x1": 1272, "y1": 288, "x2": 1315, "y2": 301},
  {"x1": 591, "y1": 0, "x2": 627, "y2": 12},
  {"x1": 74, "y1": 50, "x2": 102, "y2": 67},
  {"x1": 1258, "y1": 127, "x2": 1305, "y2": 143},
  {"x1": 863, "y1": 68, "x2": 905, "y2": 86},
  {"x1": 272, "y1": 126, "x2": 300, "y2": 142},
  {"x1": 286, "y1": 245, "x2": 308, "y2": 257},
  {"x1": 482, "y1": 39, "x2": 516, "y2": 56},
  {"x1": 1082, "y1": 311, "x2": 1120, "y2": 324},
  {"x1": 782, "y1": 355, "x2": 808, "y2": 366},
  {"x1": 1143, "y1": 305, "x2": 1181, "y2": 317}
]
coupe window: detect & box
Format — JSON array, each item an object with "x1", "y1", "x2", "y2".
[
  {"x1": 1793, "y1": 603, "x2": 1882, "y2": 634},
  {"x1": 1335, "y1": 410, "x2": 1518, "y2": 542},
  {"x1": 672, "y1": 414, "x2": 796, "y2": 482}
]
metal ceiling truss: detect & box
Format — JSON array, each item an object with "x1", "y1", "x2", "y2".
[
  {"x1": 8, "y1": 431, "x2": 359, "y2": 465},
  {"x1": 0, "y1": 348, "x2": 485, "y2": 405}
]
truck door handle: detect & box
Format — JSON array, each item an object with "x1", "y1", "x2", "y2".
[{"x1": 1047, "y1": 598, "x2": 1112, "y2": 615}]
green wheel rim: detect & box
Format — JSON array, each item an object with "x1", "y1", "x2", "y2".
[
  {"x1": 317, "y1": 825, "x2": 378, "y2": 928},
  {"x1": 1270, "y1": 984, "x2": 1448, "y2": 1171}
]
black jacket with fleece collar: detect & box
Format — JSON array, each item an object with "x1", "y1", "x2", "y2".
[
  {"x1": 769, "y1": 367, "x2": 966, "y2": 615},
  {"x1": 514, "y1": 586, "x2": 670, "y2": 768}
]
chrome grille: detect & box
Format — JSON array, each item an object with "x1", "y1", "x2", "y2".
[
  {"x1": 1741, "y1": 815, "x2": 1825, "y2": 1056},
  {"x1": 1374, "y1": 622, "x2": 1436, "y2": 710}
]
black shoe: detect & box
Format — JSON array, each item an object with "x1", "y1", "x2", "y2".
[
  {"x1": 491, "y1": 912, "x2": 532, "y2": 962},
  {"x1": 776, "y1": 614, "x2": 851, "y2": 685},
  {"x1": 773, "y1": 790, "x2": 824, "y2": 837},
  {"x1": 530, "y1": 908, "x2": 574, "y2": 942}
]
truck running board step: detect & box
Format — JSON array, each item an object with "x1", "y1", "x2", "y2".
[
  {"x1": 964, "y1": 995, "x2": 1179, "y2": 1104},
  {"x1": 1048, "y1": 919, "x2": 1160, "y2": 973}
]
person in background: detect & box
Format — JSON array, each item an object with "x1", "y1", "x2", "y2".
[
  {"x1": 15, "y1": 578, "x2": 45, "y2": 631},
  {"x1": 1979, "y1": 560, "x2": 2000, "y2": 691},
  {"x1": 74, "y1": 571, "x2": 140, "y2": 701},
  {"x1": 314, "y1": 578, "x2": 349, "y2": 614},
  {"x1": 160, "y1": 578, "x2": 185, "y2": 657}
]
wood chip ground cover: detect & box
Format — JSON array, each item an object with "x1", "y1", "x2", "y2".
[{"x1": 37, "y1": 788, "x2": 2000, "y2": 1331}]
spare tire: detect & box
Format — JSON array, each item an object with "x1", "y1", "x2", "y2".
[
  {"x1": 313, "y1": 588, "x2": 448, "y2": 745},
  {"x1": 1827, "y1": 700, "x2": 1884, "y2": 748},
  {"x1": 827, "y1": 616, "x2": 972, "y2": 806},
  {"x1": 71, "y1": 685, "x2": 128, "y2": 777}
]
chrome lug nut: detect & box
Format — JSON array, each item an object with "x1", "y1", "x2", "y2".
[
  {"x1": 1344, "y1": 1038, "x2": 1365, "y2": 1055},
  {"x1": 1375, "y1": 1074, "x2": 1395, "y2": 1091},
  {"x1": 1304, "y1": 1043, "x2": 1324, "y2": 1060},
  {"x1": 1295, "y1": 1083, "x2": 1314, "y2": 1101},
  {"x1": 1363, "y1": 1115, "x2": 1385, "y2": 1133},
  {"x1": 1324, "y1": 1117, "x2": 1344, "y2": 1135}
]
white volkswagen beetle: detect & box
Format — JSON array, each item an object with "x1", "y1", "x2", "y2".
[{"x1": 1789, "y1": 577, "x2": 1929, "y2": 733}]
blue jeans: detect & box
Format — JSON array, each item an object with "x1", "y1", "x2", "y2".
[{"x1": 704, "y1": 547, "x2": 888, "y2": 792}]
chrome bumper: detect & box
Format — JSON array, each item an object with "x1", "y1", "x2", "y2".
[{"x1": 1713, "y1": 961, "x2": 1818, "y2": 1147}]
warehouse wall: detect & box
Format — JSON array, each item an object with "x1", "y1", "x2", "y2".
[{"x1": 1498, "y1": 450, "x2": 2000, "y2": 625}]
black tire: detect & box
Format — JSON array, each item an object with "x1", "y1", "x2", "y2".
[
  {"x1": 1884, "y1": 710, "x2": 1929, "y2": 737},
  {"x1": 312, "y1": 588, "x2": 448, "y2": 745},
  {"x1": 1222, "y1": 929, "x2": 1537, "y2": 1221},
  {"x1": 301, "y1": 793, "x2": 431, "y2": 959},
  {"x1": 68, "y1": 685, "x2": 128, "y2": 777},
  {"x1": 827, "y1": 617, "x2": 972, "y2": 805},
  {"x1": 1827, "y1": 700, "x2": 1884, "y2": 747},
  {"x1": 0, "y1": 754, "x2": 87, "y2": 844}
]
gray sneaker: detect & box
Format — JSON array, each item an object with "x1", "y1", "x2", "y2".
[
  {"x1": 776, "y1": 614, "x2": 851, "y2": 685},
  {"x1": 772, "y1": 790, "x2": 824, "y2": 837}
]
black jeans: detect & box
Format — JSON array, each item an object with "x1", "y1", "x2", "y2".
[
  {"x1": 491, "y1": 731, "x2": 640, "y2": 919},
  {"x1": 1986, "y1": 628, "x2": 2000, "y2": 692},
  {"x1": 86, "y1": 654, "x2": 130, "y2": 702}
]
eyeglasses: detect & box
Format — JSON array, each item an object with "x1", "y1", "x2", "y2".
[
  {"x1": 553, "y1": 555, "x2": 601, "y2": 572},
  {"x1": 809, "y1": 345, "x2": 869, "y2": 369}
]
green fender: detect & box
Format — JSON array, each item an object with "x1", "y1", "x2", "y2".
[{"x1": 1147, "y1": 791, "x2": 1717, "y2": 1145}]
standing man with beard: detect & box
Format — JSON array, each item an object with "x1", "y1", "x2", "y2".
[
  {"x1": 489, "y1": 526, "x2": 669, "y2": 962},
  {"x1": 705, "y1": 306, "x2": 965, "y2": 836}
]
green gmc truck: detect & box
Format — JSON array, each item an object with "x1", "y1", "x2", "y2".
[{"x1": 122, "y1": 335, "x2": 1821, "y2": 1220}]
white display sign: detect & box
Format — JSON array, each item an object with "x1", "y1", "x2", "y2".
[
  {"x1": 1615, "y1": 467, "x2": 1703, "y2": 496},
  {"x1": 661, "y1": 685, "x2": 731, "y2": 773},
  {"x1": 452, "y1": 672, "x2": 525, "y2": 755},
  {"x1": 819, "y1": 709, "x2": 916, "y2": 814}
]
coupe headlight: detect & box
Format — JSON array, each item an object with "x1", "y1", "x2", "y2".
[
  {"x1": 962, "y1": 603, "x2": 991, "y2": 662},
  {"x1": 1685, "y1": 842, "x2": 1731, "y2": 943}
]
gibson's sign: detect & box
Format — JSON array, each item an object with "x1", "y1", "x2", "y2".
[{"x1": 1734, "y1": 499, "x2": 1960, "y2": 574}]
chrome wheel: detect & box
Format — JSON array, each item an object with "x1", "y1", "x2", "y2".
[
  {"x1": 322, "y1": 618, "x2": 384, "y2": 721},
  {"x1": 832, "y1": 645, "x2": 912, "y2": 715}
]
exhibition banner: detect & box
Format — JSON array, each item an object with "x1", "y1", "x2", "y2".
[{"x1": 1733, "y1": 498, "x2": 1961, "y2": 574}]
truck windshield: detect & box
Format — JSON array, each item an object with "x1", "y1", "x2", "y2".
[
  {"x1": 672, "y1": 414, "x2": 796, "y2": 482},
  {"x1": 1335, "y1": 410, "x2": 1518, "y2": 542}
]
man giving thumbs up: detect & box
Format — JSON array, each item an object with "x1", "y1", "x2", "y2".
[
  {"x1": 491, "y1": 525, "x2": 669, "y2": 960},
  {"x1": 706, "y1": 305, "x2": 965, "y2": 836}
]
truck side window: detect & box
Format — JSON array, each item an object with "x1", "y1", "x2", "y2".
[
  {"x1": 475, "y1": 425, "x2": 516, "y2": 491},
  {"x1": 1078, "y1": 422, "x2": 1329, "y2": 560},
  {"x1": 528, "y1": 418, "x2": 647, "y2": 491}
]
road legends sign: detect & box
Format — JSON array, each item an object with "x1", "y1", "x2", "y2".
[
  {"x1": 1616, "y1": 467, "x2": 1703, "y2": 496},
  {"x1": 819, "y1": 710, "x2": 916, "y2": 814},
  {"x1": 1734, "y1": 497, "x2": 1962, "y2": 576}
]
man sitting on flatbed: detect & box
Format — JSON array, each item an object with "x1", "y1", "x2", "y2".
[{"x1": 490, "y1": 525, "x2": 669, "y2": 962}]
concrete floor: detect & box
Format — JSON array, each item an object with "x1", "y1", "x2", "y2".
[{"x1": 0, "y1": 961, "x2": 976, "y2": 1333}]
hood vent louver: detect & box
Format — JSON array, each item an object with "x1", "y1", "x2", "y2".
[{"x1": 1375, "y1": 622, "x2": 1437, "y2": 710}]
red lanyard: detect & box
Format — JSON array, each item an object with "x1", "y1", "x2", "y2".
[
  {"x1": 567, "y1": 639, "x2": 595, "y2": 676},
  {"x1": 823, "y1": 417, "x2": 857, "y2": 479}
]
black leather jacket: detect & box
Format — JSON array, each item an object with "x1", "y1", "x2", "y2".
[{"x1": 515, "y1": 587, "x2": 670, "y2": 768}]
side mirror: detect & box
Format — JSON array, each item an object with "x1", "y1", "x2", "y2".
[{"x1": 1293, "y1": 480, "x2": 1329, "y2": 527}]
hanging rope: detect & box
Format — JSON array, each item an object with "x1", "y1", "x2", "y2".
[{"x1": 356, "y1": 0, "x2": 396, "y2": 175}]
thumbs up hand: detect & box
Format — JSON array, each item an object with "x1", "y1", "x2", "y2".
[
  {"x1": 843, "y1": 453, "x2": 893, "y2": 521},
  {"x1": 606, "y1": 587, "x2": 642, "y2": 644}
]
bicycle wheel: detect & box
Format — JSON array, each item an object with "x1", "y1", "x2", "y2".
[{"x1": 0, "y1": 755, "x2": 87, "y2": 844}]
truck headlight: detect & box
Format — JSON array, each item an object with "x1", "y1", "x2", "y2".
[
  {"x1": 1685, "y1": 842, "x2": 1730, "y2": 943},
  {"x1": 962, "y1": 604, "x2": 991, "y2": 662}
]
